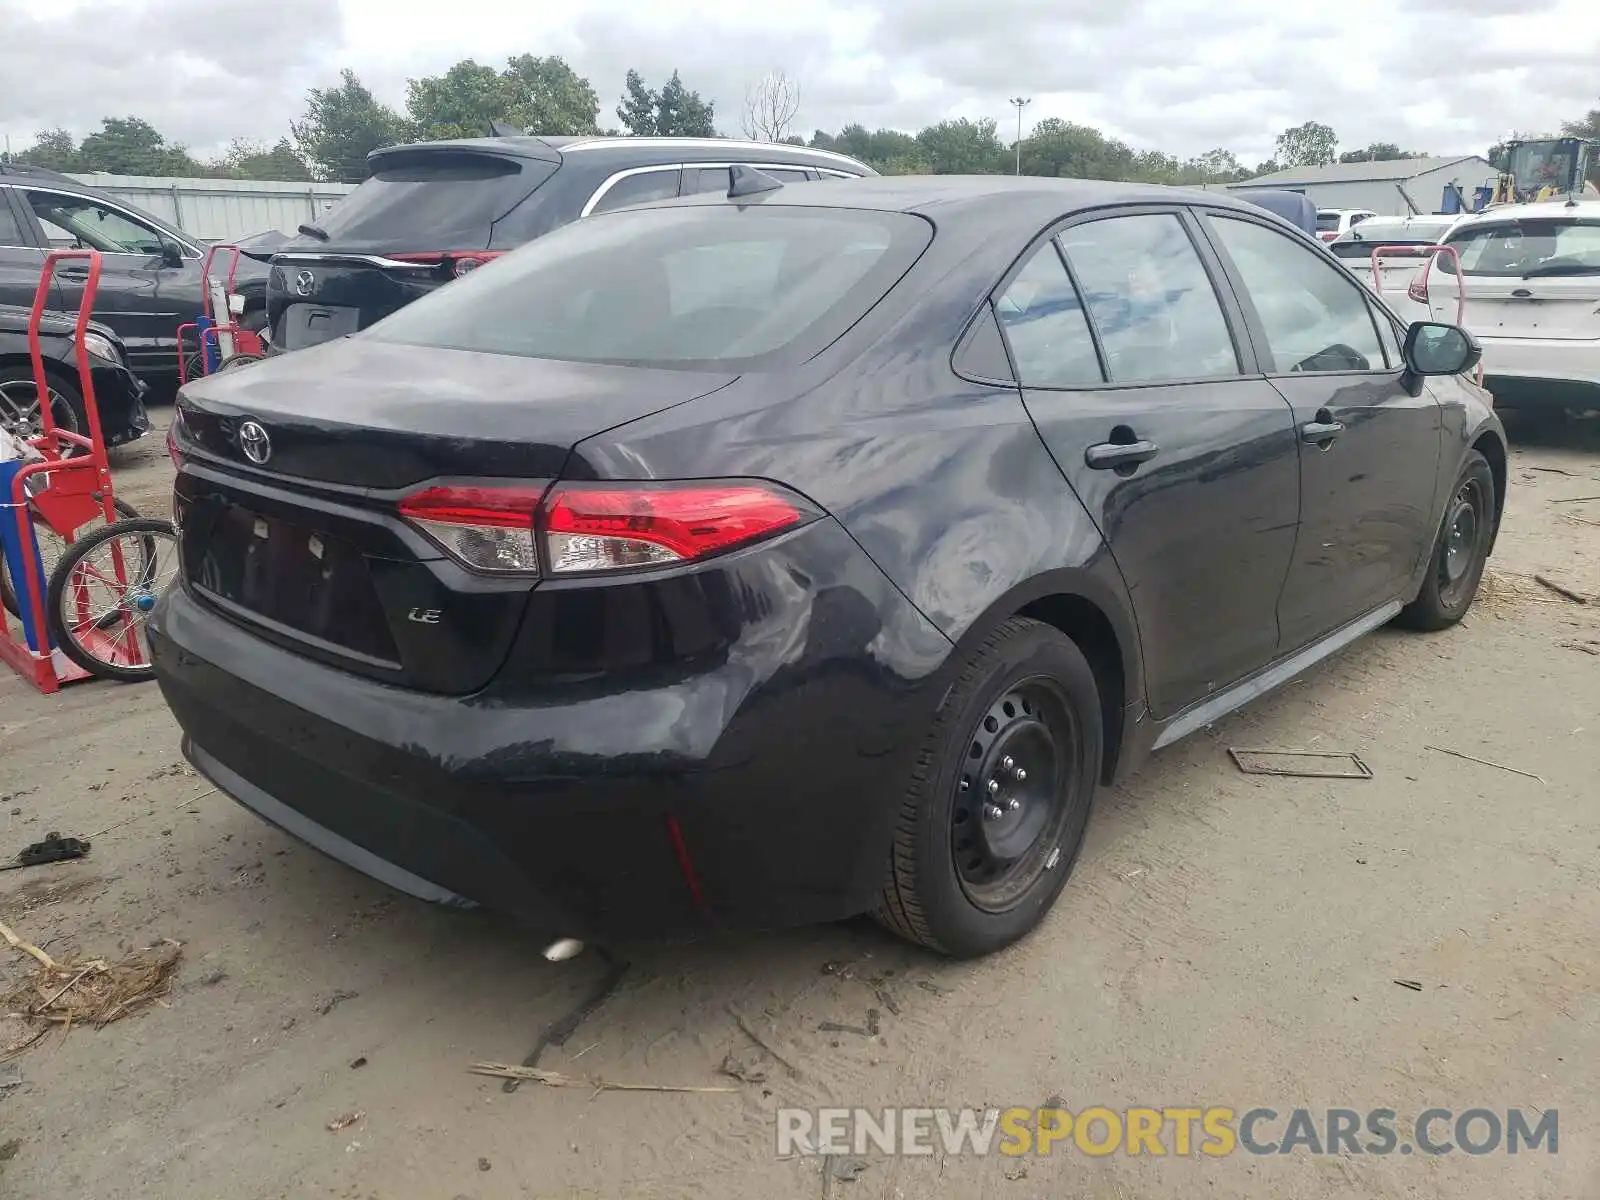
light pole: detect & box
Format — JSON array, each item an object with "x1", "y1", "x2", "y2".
[{"x1": 1008, "y1": 97, "x2": 1031, "y2": 175}]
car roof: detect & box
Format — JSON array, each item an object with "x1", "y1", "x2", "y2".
[
  {"x1": 1448, "y1": 198, "x2": 1600, "y2": 229},
  {"x1": 369, "y1": 135, "x2": 875, "y2": 175},
  {"x1": 653, "y1": 173, "x2": 1272, "y2": 226}
]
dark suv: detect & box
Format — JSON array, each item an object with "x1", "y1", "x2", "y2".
[
  {"x1": 262, "y1": 135, "x2": 875, "y2": 351},
  {"x1": 0, "y1": 165, "x2": 267, "y2": 393}
]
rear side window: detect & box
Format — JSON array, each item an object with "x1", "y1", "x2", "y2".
[
  {"x1": 365, "y1": 205, "x2": 931, "y2": 370},
  {"x1": 0, "y1": 194, "x2": 23, "y2": 246},
  {"x1": 1209, "y1": 215, "x2": 1386, "y2": 373},
  {"x1": 312, "y1": 151, "x2": 554, "y2": 250},
  {"x1": 1060, "y1": 213, "x2": 1240, "y2": 383},
  {"x1": 590, "y1": 169, "x2": 681, "y2": 214},
  {"x1": 1441, "y1": 219, "x2": 1600, "y2": 278},
  {"x1": 994, "y1": 243, "x2": 1102, "y2": 387},
  {"x1": 1317, "y1": 212, "x2": 1341, "y2": 232},
  {"x1": 683, "y1": 167, "x2": 819, "y2": 197}
]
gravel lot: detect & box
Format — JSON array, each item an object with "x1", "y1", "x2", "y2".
[{"x1": 2, "y1": 405, "x2": 1597, "y2": 1200}]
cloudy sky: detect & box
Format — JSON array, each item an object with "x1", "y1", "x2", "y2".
[{"x1": 2, "y1": 0, "x2": 1597, "y2": 166}]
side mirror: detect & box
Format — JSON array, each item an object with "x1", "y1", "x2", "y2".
[
  {"x1": 1403, "y1": 321, "x2": 1481, "y2": 377},
  {"x1": 160, "y1": 240, "x2": 186, "y2": 268}
]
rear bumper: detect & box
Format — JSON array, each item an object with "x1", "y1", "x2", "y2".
[
  {"x1": 150, "y1": 518, "x2": 954, "y2": 941},
  {"x1": 1477, "y1": 336, "x2": 1600, "y2": 408}
]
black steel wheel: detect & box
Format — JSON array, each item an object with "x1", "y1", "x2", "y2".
[
  {"x1": 953, "y1": 679, "x2": 1081, "y2": 912},
  {"x1": 1398, "y1": 449, "x2": 1495, "y2": 631},
  {"x1": 876, "y1": 617, "x2": 1101, "y2": 958}
]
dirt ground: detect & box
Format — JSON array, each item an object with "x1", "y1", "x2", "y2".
[{"x1": 2, "y1": 405, "x2": 1597, "y2": 1200}]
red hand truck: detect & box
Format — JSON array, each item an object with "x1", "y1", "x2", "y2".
[
  {"x1": 175, "y1": 243, "x2": 266, "y2": 384},
  {"x1": 0, "y1": 250, "x2": 145, "y2": 694}
]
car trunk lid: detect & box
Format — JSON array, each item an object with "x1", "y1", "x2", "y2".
[
  {"x1": 172, "y1": 341, "x2": 737, "y2": 693},
  {"x1": 1433, "y1": 274, "x2": 1600, "y2": 340}
]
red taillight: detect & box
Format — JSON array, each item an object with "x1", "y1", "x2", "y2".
[
  {"x1": 541, "y1": 483, "x2": 811, "y2": 574},
  {"x1": 388, "y1": 251, "x2": 502, "y2": 278},
  {"x1": 1408, "y1": 268, "x2": 1430, "y2": 305},
  {"x1": 396, "y1": 480, "x2": 816, "y2": 576},
  {"x1": 1319, "y1": 231, "x2": 1338, "y2": 242},
  {"x1": 399, "y1": 484, "x2": 546, "y2": 574}
]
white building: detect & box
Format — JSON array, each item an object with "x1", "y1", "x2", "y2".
[
  {"x1": 1227, "y1": 155, "x2": 1497, "y2": 217},
  {"x1": 64, "y1": 173, "x2": 358, "y2": 241}
]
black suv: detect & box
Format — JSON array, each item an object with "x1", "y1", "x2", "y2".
[
  {"x1": 262, "y1": 135, "x2": 875, "y2": 351},
  {"x1": 0, "y1": 165, "x2": 267, "y2": 394}
]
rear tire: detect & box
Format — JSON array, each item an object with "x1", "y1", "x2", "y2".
[
  {"x1": 875, "y1": 618, "x2": 1101, "y2": 958},
  {"x1": 1397, "y1": 450, "x2": 1495, "y2": 631}
]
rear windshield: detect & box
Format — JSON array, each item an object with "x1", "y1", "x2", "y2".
[
  {"x1": 1441, "y1": 219, "x2": 1600, "y2": 277},
  {"x1": 1329, "y1": 222, "x2": 1442, "y2": 258},
  {"x1": 308, "y1": 150, "x2": 555, "y2": 251},
  {"x1": 1316, "y1": 212, "x2": 1341, "y2": 232},
  {"x1": 365, "y1": 204, "x2": 932, "y2": 370}
]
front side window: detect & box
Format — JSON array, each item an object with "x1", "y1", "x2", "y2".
[
  {"x1": 589, "y1": 169, "x2": 681, "y2": 215},
  {"x1": 1441, "y1": 219, "x2": 1600, "y2": 278},
  {"x1": 1209, "y1": 214, "x2": 1387, "y2": 373},
  {"x1": 23, "y1": 192, "x2": 166, "y2": 255},
  {"x1": 1059, "y1": 212, "x2": 1240, "y2": 383},
  {"x1": 993, "y1": 242, "x2": 1103, "y2": 388}
]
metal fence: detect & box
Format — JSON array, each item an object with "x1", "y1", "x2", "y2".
[{"x1": 63, "y1": 173, "x2": 358, "y2": 241}]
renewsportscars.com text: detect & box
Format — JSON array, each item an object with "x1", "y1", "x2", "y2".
[{"x1": 776, "y1": 1106, "x2": 1557, "y2": 1158}]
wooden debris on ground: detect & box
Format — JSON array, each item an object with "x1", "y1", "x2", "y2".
[
  {"x1": 1, "y1": 916, "x2": 181, "y2": 1037},
  {"x1": 469, "y1": 1061, "x2": 738, "y2": 1094}
]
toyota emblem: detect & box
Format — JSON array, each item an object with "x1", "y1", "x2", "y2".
[
  {"x1": 293, "y1": 270, "x2": 316, "y2": 297},
  {"x1": 238, "y1": 420, "x2": 272, "y2": 465}
]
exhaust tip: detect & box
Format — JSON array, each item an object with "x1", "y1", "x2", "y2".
[{"x1": 542, "y1": 937, "x2": 585, "y2": 962}]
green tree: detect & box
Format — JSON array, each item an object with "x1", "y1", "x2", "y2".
[
  {"x1": 213, "y1": 137, "x2": 312, "y2": 181},
  {"x1": 9, "y1": 128, "x2": 78, "y2": 171},
  {"x1": 1019, "y1": 119, "x2": 1137, "y2": 179},
  {"x1": 76, "y1": 117, "x2": 199, "y2": 175},
  {"x1": 1273, "y1": 121, "x2": 1338, "y2": 168},
  {"x1": 915, "y1": 118, "x2": 1005, "y2": 174},
  {"x1": 617, "y1": 69, "x2": 658, "y2": 135},
  {"x1": 1338, "y1": 142, "x2": 1418, "y2": 163},
  {"x1": 617, "y1": 70, "x2": 716, "y2": 137},
  {"x1": 502, "y1": 54, "x2": 599, "y2": 135},
  {"x1": 406, "y1": 59, "x2": 507, "y2": 141},
  {"x1": 821, "y1": 124, "x2": 928, "y2": 173},
  {"x1": 292, "y1": 69, "x2": 412, "y2": 183}
]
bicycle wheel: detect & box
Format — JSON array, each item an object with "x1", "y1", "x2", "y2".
[
  {"x1": 45, "y1": 517, "x2": 177, "y2": 683},
  {"x1": 1, "y1": 498, "x2": 142, "y2": 619}
]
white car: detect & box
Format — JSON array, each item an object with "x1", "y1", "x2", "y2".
[
  {"x1": 1413, "y1": 199, "x2": 1600, "y2": 412},
  {"x1": 1316, "y1": 208, "x2": 1378, "y2": 242},
  {"x1": 1328, "y1": 214, "x2": 1472, "y2": 314}
]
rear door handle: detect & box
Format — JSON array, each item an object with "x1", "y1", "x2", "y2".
[
  {"x1": 1301, "y1": 418, "x2": 1344, "y2": 446},
  {"x1": 1085, "y1": 439, "x2": 1159, "y2": 470}
]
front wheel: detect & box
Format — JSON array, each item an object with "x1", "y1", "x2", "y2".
[
  {"x1": 1397, "y1": 450, "x2": 1496, "y2": 631},
  {"x1": 875, "y1": 618, "x2": 1102, "y2": 958}
]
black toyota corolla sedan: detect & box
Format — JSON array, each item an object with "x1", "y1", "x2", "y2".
[{"x1": 151, "y1": 174, "x2": 1504, "y2": 958}]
